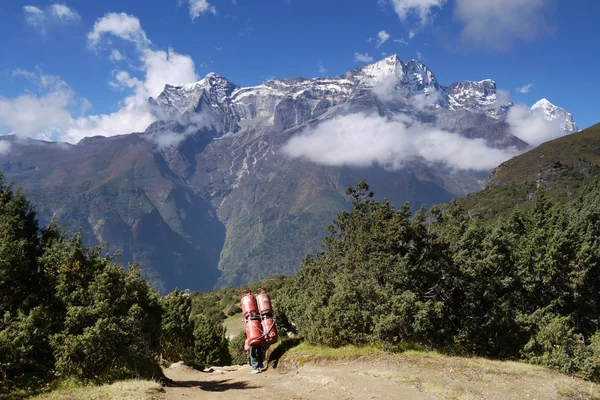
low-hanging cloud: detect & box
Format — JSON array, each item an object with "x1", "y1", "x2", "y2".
[
  {"x1": 0, "y1": 141, "x2": 11, "y2": 155},
  {"x1": 372, "y1": 76, "x2": 441, "y2": 110},
  {"x1": 454, "y1": 0, "x2": 553, "y2": 51},
  {"x1": 0, "y1": 70, "x2": 87, "y2": 141},
  {"x1": 507, "y1": 105, "x2": 565, "y2": 147},
  {"x1": 282, "y1": 113, "x2": 518, "y2": 171}
]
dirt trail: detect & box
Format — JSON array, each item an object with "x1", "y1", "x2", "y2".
[{"x1": 160, "y1": 362, "x2": 436, "y2": 400}]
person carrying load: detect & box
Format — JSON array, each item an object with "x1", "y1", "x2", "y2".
[{"x1": 241, "y1": 288, "x2": 278, "y2": 374}]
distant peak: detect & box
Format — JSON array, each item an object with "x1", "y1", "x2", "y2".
[
  {"x1": 532, "y1": 98, "x2": 554, "y2": 109},
  {"x1": 383, "y1": 54, "x2": 401, "y2": 63}
]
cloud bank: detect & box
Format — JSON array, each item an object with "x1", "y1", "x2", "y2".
[
  {"x1": 282, "y1": 113, "x2": 518, "y2": 171},
  {"x1": 507, "y1": 105, "x2": 564, "y2": 147},
  {"x1": 0, "y1": 70, "x2": 86, "y2": 141}
]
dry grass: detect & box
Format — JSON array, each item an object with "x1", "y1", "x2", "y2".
[
  {"x1": 223, "y1": 314, "x2": 245, "y2": 339},
  {"x1": 282, "y1": 343, "x2": 600, "y2": 400},
  {"x1": 31, "y1": 380, "x2": 164, "y2": 400}
]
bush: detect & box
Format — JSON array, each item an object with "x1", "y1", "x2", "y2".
[
  {"x1": 50, "y1": 259, "x2": 163, "y2": 383},
  {"x1": 228, "y1": 329, "x2": 248, "y2": 365},
  {"x1": 191, "y1": 314, "x2": 231, "y2": 369},
  {"x1": 279, "y1": 180, "x2": 600, "y2": 382},
  {"x1": 160, "y1": 290, "x2": 195, "y2": 364}
]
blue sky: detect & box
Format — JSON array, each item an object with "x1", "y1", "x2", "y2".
[{"x1": 0, "y1": 0, "x2": 599, "y2": 143}]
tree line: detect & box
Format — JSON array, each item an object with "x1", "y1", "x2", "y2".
[
  {"x1": 277, "y1": 180, "x2": 600, "y2": 382},
  {"x1": 0, "y1": 174, "x2": 229, "y2": 395},
  {"x1": 3, "y1": 171, "x2": 600, "y2": 393}
]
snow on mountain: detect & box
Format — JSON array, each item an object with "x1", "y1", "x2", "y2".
[
  {"x1": 148, "y1": 54, "x2": 577, "y2": 140},
  {"x1": 447, "y1": 79, "x2": 511, "y2": 119},
  {"x1": 531, "y1": 98, "x2": 578, "y2": 132}
]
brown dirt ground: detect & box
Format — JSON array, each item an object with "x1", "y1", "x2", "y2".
[{"x1": 159, "y1": 361, "x2": 436, "y2": 400}]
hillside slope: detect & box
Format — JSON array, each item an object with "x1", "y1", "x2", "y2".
[
  {"x1": 462, "y1": 122, "x2": 600, "y2": 219},
  {"x1": 0, "y1": 55, "x2": 579, "y2": 291}
]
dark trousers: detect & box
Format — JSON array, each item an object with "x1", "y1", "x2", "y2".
[{"x1": 249, "y1": 344, "x2": 268, "y2": 370}]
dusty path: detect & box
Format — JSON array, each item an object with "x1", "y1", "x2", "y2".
[{"x1": 161, "y1": 362, "x2": 436, "y2": 400}]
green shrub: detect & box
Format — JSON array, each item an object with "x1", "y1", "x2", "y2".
[
  {"x1": 228, "y1": 329, "x2": 248, "y2": 365},
  {"x1": 50, "y1": 260, "x2": 163, "y2": 383},
  {"x1": 160, "y1": 290, "x2": 195, "y2": 364},
  {"x1": 191, "y1": 314, "x2": 231, "y2": 369}
]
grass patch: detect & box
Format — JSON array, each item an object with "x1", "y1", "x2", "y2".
[
  {"x1": 223, "y1": 314, "x2": 245, "y2": 339},
  {"x1": 285, "y1": 341, "x2": 384, "y2": 362},
  {"x1": 30, "y1": 379, "x2": 164, "y2": 400}
]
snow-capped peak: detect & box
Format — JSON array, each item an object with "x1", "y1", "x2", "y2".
[
  {"x1": 531, "y1": 98, "x2": 555, "y2": 112},
  {"x1": 347, "y1": 54, "x2": 405, "y2": 86},
  {"x1": 531, "y1": 98, "x2": 578, "y2": 132}
]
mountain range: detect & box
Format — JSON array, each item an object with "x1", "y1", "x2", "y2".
[{"x1": 0, "y1": 55, "x2": 578, "y2": 292}]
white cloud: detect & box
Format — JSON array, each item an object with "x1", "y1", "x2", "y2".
[
  {"x1": 282, "y1": 113, "x2": 517, "y2": 171},
  {"x1": 109, "y1": 49, "x2": 126, "y2": 61},
  {"x1": 372, "y1": 76, "x2": 401, "y2": 102},
  {"x1": 372, "y1": 77, "x2": 441, "y2": 109},
  {"x1": 23, "y1": 3, "x2": 80, "y2": 34},
  {"x1": 517, "y1": 83, "x2": 534, "y2": 94},
  {"x1": 507, "y1": 105, "x2": 565, "y2": 147},
  {"x1": 493, "y1": 89, "x2": 512, "y2": 110},
  {"x1": 109, "y1": 70, "x2": 142, "y2": 91},
  {"x1": 4, "y1": 13, "x2": 200, "y2": 144},
  {"x1": 416, "y1": 50, "x2": 423, "y2": 61},
  {"x1": 394, "y1": 38, "x2": 409, "y2": 45},
  {"x1": 454, "y1": 0, "x2": 552, "y2": 51},
  {"x1": 318, "y1": 61, "x2": 327, "y2": 76},
  {"x1": 186, "y1": 0, "x2": 217, "y2": 20},
  {"x1": 215, "y1": 45, "x2": 223, "y2": 51},
  {"x1": 70, "y1": 13, "x2": 198, "y2": 142},
  {"x1": 49, "y1": 4, "x2": 80, "y2": 22},
  {"x1": 88, "y1": 12, "x2": 150, "y2": 48},
  {"x1": 66, "y1": 101, "x2": 155, "y2": 143},
  {"x1": 381, "y1": 0, "x2": 447, "y2": 26},
  {"x1": 141, "y1": 48, "x2": 198, "y2": 98},
  {"x1": 354, "y1": 52, "x2": 374, "y2": 63},
  {"x1": 0, "y1": 87, "x2": 74, "y2": 140},
  {"x1": 409, "y1": 30, "x2": 417, "y2": 39},
  {"x1": 23, "y1": 5, "x2": 44, "y2": 27},
  {"x1": 376, "y1": 30, "x2": 390, "y2": 48},
  {"x1": 1, "y1": 69, "x2": 84, "y2": 140},
  {"x1": 0, "y1": 141, "x2": 11, "y2": 155}
]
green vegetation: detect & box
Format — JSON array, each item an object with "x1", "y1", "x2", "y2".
[
  {"x1": 278, "y1": 178, "x2": 600, "y2": 382},
  {"x1": 0, "y1": 173, "x2": 230, "y2": 396},
  {"x1": 461, "y1": 123, "x2": 600, "y2": 220}
]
